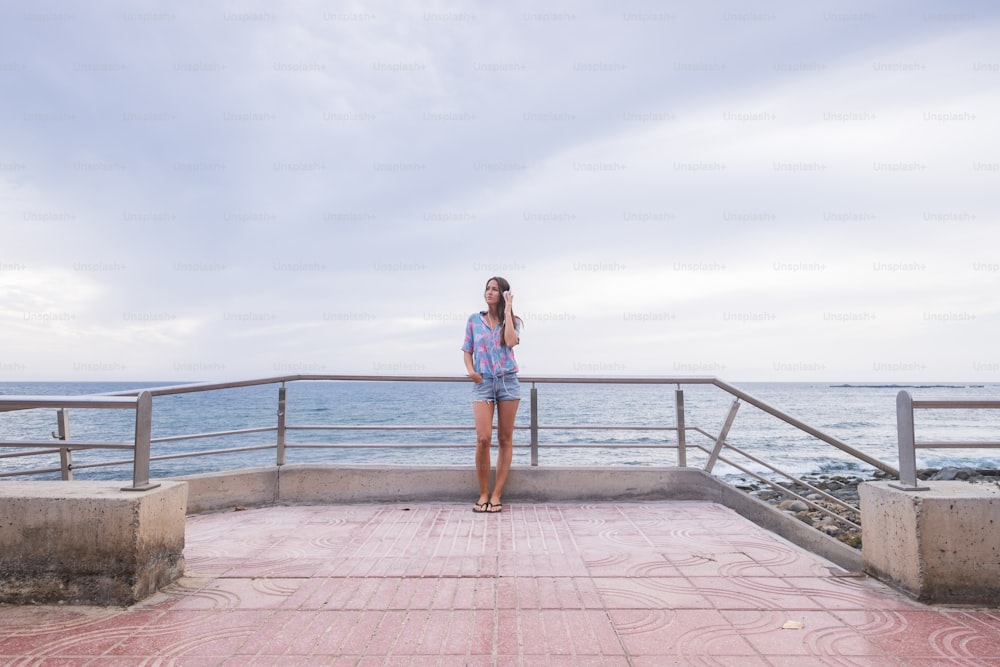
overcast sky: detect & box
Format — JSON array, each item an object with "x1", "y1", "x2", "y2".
[{"x1": 1, "y1": 0, "x2": 998, "y2": 383}]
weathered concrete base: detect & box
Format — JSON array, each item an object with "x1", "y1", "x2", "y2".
[
  {"x1": 0, "y1": 481, "x2": 187, "y2": 606},
  {"x1": 176, "y1": 465, "x2": 862, "y2": 572},
  {"x1": 860, "y1": 481, "x2": 1000, "y2": 605}
]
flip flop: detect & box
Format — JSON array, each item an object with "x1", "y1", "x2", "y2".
[
  {"x1": 472, "y1": 502, "x2": 490, "y2": 513},
  {"x1": 486, "y1": 503, "x2": 503, "y2": 513}
]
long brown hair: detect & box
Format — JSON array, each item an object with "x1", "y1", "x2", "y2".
[{"x1": 486, "y1": 276, "x2": 522, "y2": 347}]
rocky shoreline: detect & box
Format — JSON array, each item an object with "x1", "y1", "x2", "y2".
[{"x1": 734, "y1": 467, "x2": 1000, "y2": 549}]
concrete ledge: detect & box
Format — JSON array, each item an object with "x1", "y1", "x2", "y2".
[
  {"x1": 860, "y1": 481, "x2": 1000, "y2": 605},
  {"x1": 275, "y1": 463, "x2": 713, "y2": 504},
  {"x1": 692, "y1": 471, "x2": 864, "y2": 573},
  {"x1": 180, "y1": 466, "x2": 278, "y2": 514},
  {"x1": 0, "y1": 481, "x2": 187, "y2": 606},
  {"x1": 177, "y1": 465, "x2": 862, "y2": 572}
]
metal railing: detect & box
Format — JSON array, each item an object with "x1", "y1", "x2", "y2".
[
  {"x1": 0, "y1": 391, "x2": 157, "y2": 491},
  {"x1": 893, "y1": 390, "x2": 1000, "y2": 490},
  {"x1": 0, "y1": 375, "x2": 898, "y2": 532},
  {"x1": 0, "y1": 375, "x2": 899, "y2": 527}
]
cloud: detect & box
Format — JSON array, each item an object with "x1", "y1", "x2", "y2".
[{"x1": 1, "y1": 1, "x2": 998, "y2": 381}]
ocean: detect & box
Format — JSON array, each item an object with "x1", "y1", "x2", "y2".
[{"x1": 1, "y1": 380, "x2": 999, "y2": 483}]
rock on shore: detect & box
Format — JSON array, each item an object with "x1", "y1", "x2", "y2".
[{"x1": 733, "y1": 467, "x2": 1000, "y2": 549}]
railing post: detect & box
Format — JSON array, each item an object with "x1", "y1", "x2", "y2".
[
  {"x1": 704, "y1": 399, "x2": 740, "y2": 473},
  {"x1": 890, "y1": 390, "x2": 929, "y2": 490},
  {"x1": 123, "y1": 390, "x2": 159, "y2": 491},
  {"x1": 675, "y1": 388, "x2": 686, "y2": 467},
  {"x1": 276, "y1": 385, "x2": 287, "y2": 466},
  {"x1": 530, "y1": 384, "x2": 538, "y2": 466},
  {"x1": 54, "y1": 408, "x2": 73, "y2": 480}
]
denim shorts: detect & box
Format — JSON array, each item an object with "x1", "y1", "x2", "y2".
[{"x1": 472, "y1": 373, "x2": 521, "y2": 402}]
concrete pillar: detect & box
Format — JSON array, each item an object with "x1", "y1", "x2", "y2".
[
  {"x1": 0, "y1": 481, "x2": 187, "y2": 606},
  {"x1": 860, "y1": 481, "x2": 1000, "y2": 605}
]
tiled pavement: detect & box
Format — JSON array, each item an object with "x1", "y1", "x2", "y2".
[{"x1": 2, "y1": 501, "x2": 1000, "y2": 665}]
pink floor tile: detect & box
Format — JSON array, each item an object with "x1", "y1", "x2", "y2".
[{"x1": 3, "y1": 501, "x2": 999, "y2": 666}]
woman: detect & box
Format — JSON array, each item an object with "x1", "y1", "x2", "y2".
[{"x1": 461, "y1": 276, "x2": 522, "y2": 513}]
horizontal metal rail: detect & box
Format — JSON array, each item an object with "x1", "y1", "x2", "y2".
[
  {"x1": 0, "y1": 395, "x2": 138, "y2": 411},
  {"x1": 912, "y1": 441, "x2": 1000, "y2": 449},
  {"x1": 147, "y1": 444, "x2": 276, "y2": 463},
  {"x1": 284, "y1": 425, "x2": 675, "y2": 431},
  {"x1": 286, "y1": 442, "x2": 678, "y2": 450},
  {"x1": 0, "y1": 448, "x2": 63, "y2": 459},
  {"x1": 912, "y1": 399, "x2": 1000, "y2": 409},
  {"x1": 99, "y1": 374, "x2": 719, "y2": 398},
  {"x1": 895, "y1": 391, "x2": 1000, "y2": 490},
  {"x1": 0, "y1": 466, "x2": 64, "y2": 479},
  {"x1": 0, "y1": 440, "x2": 136, "y2": 450},
  {"x1": 151, "y1": 426, "x2": 277, "y2": 444},
  {"x1": 17, "y1": 445, "x2": 282, "y2": 479}
]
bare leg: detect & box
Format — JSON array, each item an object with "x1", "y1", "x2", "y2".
[
  {"x1": 490, "y1": 398, "x2": 520, "y2": 509},
  {"x1": 473, "y1": 399, "x2": 495, "y2": 509}
]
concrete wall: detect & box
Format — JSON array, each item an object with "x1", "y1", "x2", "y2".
[
  {"x1": 860, "y1": 481, "x2": 1000, "y2": 605},
  {"x1": 182, "y1": 466, "x2": 278, "y2": 514},
  {"x1": 0, "y1": 481, "x2": 187, "y2": 606},
  {"x1": 276, "y1": 464, "x2": 713, "y2": 504},
  {"x1": 176, "y1": 464, "x2": 863, "y2": 572}
]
